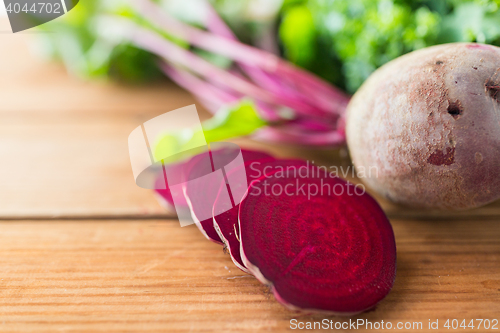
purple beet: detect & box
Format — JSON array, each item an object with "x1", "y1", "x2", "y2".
[
  {"x1": 213, "y1": 159, "x2": 310, "y2": 272},
  {"x1": 184, "y1": 147, "x2": 275, "y2": 244},
  {"x1": 238, "y1": 170, "x2": 396, "y2": 314}
]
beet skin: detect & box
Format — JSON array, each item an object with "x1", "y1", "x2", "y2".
[{"x1": 346, "y1": 43, "x2": 500, "y2": 209}]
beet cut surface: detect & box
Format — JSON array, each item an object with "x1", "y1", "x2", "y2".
[
  {"x1": 238, "y1": 171, "x2": 396, "y2": 314},
  {"x1": 213, "y1": 159, "x2": 309, "y2": 272},
  {"x1": 184, "y1": 147, "x2": 274, "y2": 244}
]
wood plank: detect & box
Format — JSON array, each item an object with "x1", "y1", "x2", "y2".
[
  {"x1": 0, "y1": 109, "x2": 343, "y2": 218},
  {"x1": 0, "y1": 19, "x2": 196, "y2": 217},
  {"x1": 2, "y1": 17, "x2": 500, "y2": 219},
  {"x1": 0, "y1": 219, "x2": 498, "y2": 332},
  {"x1": 0, "y1": 110, "x2": 166, "y2": 217}
]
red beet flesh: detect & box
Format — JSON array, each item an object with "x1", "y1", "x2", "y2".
[
  {"x1": 238, "y1": 171, "x2": 396, "y2": 314},
  {"x1": 213, "y1": 160, "x2": 309, "y2": 272},
  {"x1": 184, "y1": 147, "x2": 274, "y2": 244}
]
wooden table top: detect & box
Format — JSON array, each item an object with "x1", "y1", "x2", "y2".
[{"x1": 0, "y1": 18, "x2": 499, "y2": 332}]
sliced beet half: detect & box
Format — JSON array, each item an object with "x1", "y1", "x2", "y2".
[
  {"x1": 184, "y1": 146, "x2": 275, "y2": 244},
  {"x1": 238, "y1": 171, "x2": 396, "y2": 315},
  {"x1": 213, "y1": 159, "x2": 310, "y2": 272}
]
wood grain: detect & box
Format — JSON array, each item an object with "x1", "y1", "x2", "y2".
[
  {"x1": 0, "y1": 219, "x2": 498, "y2": 332},
  {"x1": 0, "y1": 20, "x2": 195, "y2": 218}
]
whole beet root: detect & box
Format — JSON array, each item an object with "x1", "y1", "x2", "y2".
[{"x1": 346, "y1": 43, "x2": 500, "y2": 209}]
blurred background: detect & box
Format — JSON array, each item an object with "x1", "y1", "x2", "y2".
[
  {"x1": 30, "y1": 0, "x2": 500, "y2": 91},
  {"x1": 18, "y1": 0, "x2": 500, "y2": 148}
]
